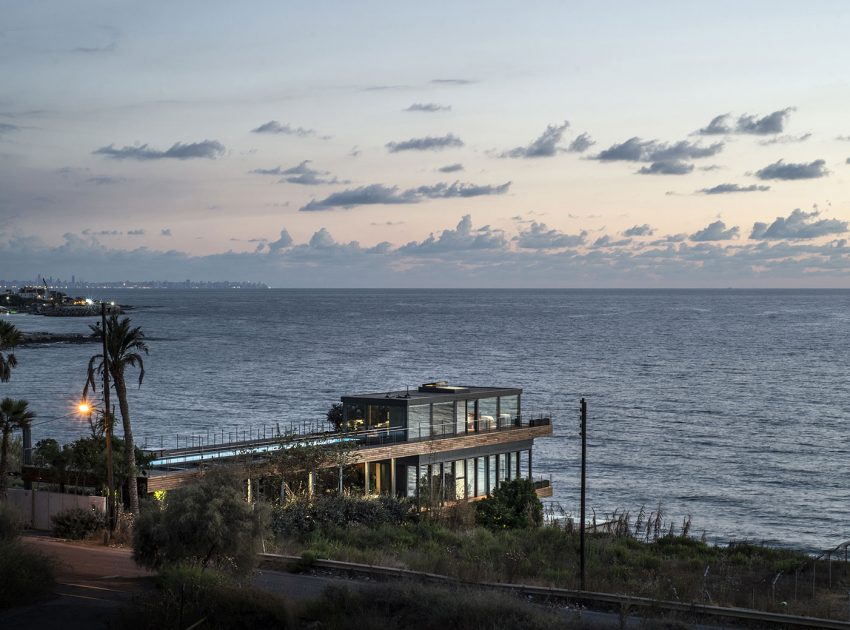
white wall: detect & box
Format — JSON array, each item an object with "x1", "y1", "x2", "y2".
[{"x1": 6, "y1": 489, "x2": 106, "y2": 531}]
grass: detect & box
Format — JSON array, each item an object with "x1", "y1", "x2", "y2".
[
  {"x1": 270, "y1": 510, "x2": 848, "y2": 620},
  {"x1": 116, "y1": 564, "x2": 581, "y2": 630}
]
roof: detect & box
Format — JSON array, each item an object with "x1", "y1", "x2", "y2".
[{"x1": 341, "y1": 382, "x2": 521, "y2": 406}]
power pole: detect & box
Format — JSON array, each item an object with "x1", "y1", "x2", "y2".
[
  {"x1": 101, "y1": 302, "x2": 116, "y2": 535},
  {"x1": 579, "y1": 397, "x2": 587, "y2": 591}
]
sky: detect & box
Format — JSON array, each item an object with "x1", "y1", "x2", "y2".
[{"x1": 2, "y1": 0, "x2": 850, "y2": 287}]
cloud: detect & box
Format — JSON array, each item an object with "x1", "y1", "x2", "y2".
[
  {"x1": 759, "y1": 133, "x2": 811, "y2": 145},
  {"x1": 755, "y1": 159, "x2": 828, "y2": 180},
  {"x1": 93, "y1": 140, "x2": 225, "y2": 160},
  {"x1": 437, "y1": 163, "x2": 464, "y2": 173},
  {"x1": 514, "y1": 222, "x2": 586, "y2": 249},
  {"x1": 300, "y1": 179, "x2": 510, "y2": 211},
  {"x1": 127, "y1": 229, "x2": 145, "y2": 236},
  {"x1": 690, "y1": 220, "x2": 739, "y2": 241},
  {"x1": 592, "y1": 235, "x2": 632, "y2": 248},
  {"x1": 84, "y1": 175, "x2": 125, "y2": 185},
  {"x1": 623, "y1": 224, "x2": 654, "y2": 237},
  {"x1": 837, "y1": 135, "x2": 850, "y2": 142},
  {"x1": 595, "y1": 138, "x2": 722, "y2": 165},
  {"x1": 697, "y1": 108, "x2": 793, "y2": 135},
  {"x1": 430, "y1": 79, "x2": 474, "y2": 85},
  {"x1": 250, "y1": 120, "x2": 326, "y2": 138},
  {"x1": 405, "y1": 103, "x2": 451, "y2": 112},
  {"x1": 386, "y1": 133, "x2": 463, "y2": 152},
  {"x1": 161, "y1": 229, "x2": 172, "y2": 236},
  {"x1": 251, "y1": 160, "x2": 346, "y2": 185},
  {"x1": 697, "y1": 114, "x2": 732, "y2": 135},
  {"x1": 73, "y1": 42, "x2": 116, "y2": 53},
  {"x1": 568, "y1": 133, "x2": 595, "y2": 153},
  {"x1": 82, "y1": 229, "x2": 121, "y2": 236},
  {"x1": 267, "y1": 228, "x2": 294, "y2": 253},
  {"x1": 750, "y1": 208, "x2": 848, "y2": 240},
  {"x1": 698, "y1": 183, "x2": 771, "y2": 194},
  {"x1": 638, "y1": 160, "x2": 694, "y2": 175},
  {"x1": 501, "y1": 121, "x2": 570, "y2": 158},
  {"x1": 0, "y1": 123, "x2": 19, "y2": 136},
  {"x1": 736, "y1": 108, "x2": 793, "y2": 135},
  {"x1": 398, "y1": 215, "x2": 507, "y2": 254}
]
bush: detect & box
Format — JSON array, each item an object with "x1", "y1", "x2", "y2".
[
  {"x1": 304, "y1": 582, "x2": 568, "y2": 630},
  {"x1": 0, "y1": 502, "x2": 22, "y2": 541},
  {"x1": 51, "y1": 506, "x2": 106, "y2": 539},
  {"x1": 115, "y1": 564, "x2": 293, "y2": 630},
  {"x1": 0, "y1": 540, "x2": 55, "y2": 608},
  {"x1": 271, "y1": 494, "x2": 416, "y2": 540},
  {"x1": 476, "y1": 478, "x2": 543, "y2": 531},
  {"x1": 133, "y1": 467, "x2": 267, "y2": 575}
]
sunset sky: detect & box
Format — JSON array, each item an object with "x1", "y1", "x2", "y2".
[{"x1": 2, "y1": 1, "x2": 850, "y2": 287}]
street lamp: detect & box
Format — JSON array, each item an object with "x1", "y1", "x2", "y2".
[{"x1": 77, "y1": 398, "x2": 115, "y2": 536}]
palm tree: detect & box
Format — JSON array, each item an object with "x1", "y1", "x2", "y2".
[
  {"x1": 84, "y1": 315, "x2": 148, "y2": 514},
  {"x1": 0, "y1": 320, "x2": 22, "y2": 383},
  {"x1": 0, "y1": 398, "x2": 35, "y2": 499}
]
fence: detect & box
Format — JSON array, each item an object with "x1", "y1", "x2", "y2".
[{"x1": 6, "y1": 488, "x2": 106, "y2": 531}]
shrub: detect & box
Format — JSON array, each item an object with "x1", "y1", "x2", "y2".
[
  {"x1": 133, "y1": 467, "x2": 267, "y2": 575},
  {"x1": 0, "y1": 540, "x2": 55, "y2": 608},
  {"x1": 0, "y1": 502, "x2": 22, "y2": 541},
  {"x1": 51, "y1": 506, "x2": 106, "y2": 540},
  {"x1": 475, "y1": 478, "x2": 543, "y2": 531},
  {"x1": 115, "y1": 564, "x2": 293, "y2": 630}
]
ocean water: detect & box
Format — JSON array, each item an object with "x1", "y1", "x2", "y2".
[{"x1": 4, "y1": 289, "x2": 849, "y2": 551}]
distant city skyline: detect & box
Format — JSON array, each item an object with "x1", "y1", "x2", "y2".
[{"x1": 2, "y1": 1, "x2": 849, "y2": 287}]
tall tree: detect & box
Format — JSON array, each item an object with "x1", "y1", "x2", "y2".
[
  {"x1": 0, "y1": 321, "x2": 22, "y2": 383},
  {"x1": 84, "y1": 315, "x2": 148, "y2": 514},
  {"x1": 0, "y1": 398, "x2": 35, "y2": 499}
]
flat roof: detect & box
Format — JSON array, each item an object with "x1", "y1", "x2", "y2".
[{"x1": 342, "y1": 384, "x2": 521, "y2": 405}]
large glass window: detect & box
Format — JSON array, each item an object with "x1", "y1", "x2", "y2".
[
  {"x1": 455, "y1": 401, "x2": 467, "y2": 434},
  {"x1": 406, "y1": 465, "x2": 417, "y2": 497},
  {"x1": 343, "y1": 402, "x2": 366, "y2": 431},
  {"x1": 488, "y1": 456, "x2": 497, "y2": 493},
  {"x1": 519, "y1": 450, "x2": 529, "y2": 479},
  {"x1": 479, "y1": 398, "x2": 498, "y2": 431},
  {"x1": 499, "y1": 395, "x2": 519, "y2": 428},
  {"x1": 432, "y1": 402, "x2": 454, "y2": 437},
  {"x1": 443, "y1": 461, "x2": 456, "y2": 501},
  {"x1": 465, "y1": 458, "x2": 474, "y2": 498},
  {"x1": 465, "y1": 400, "x2": 478, "y2": 433},
  {"x1": 498, "y1": 453, "x2": 509, "y2": 484},
  {"x1": 367, "y1": 404, "x2": 406, "y2": 432},
  {"x1": 407, "y1": 405, "x2": 430, "y2": 441},
  {"x1": 476, "y1": 457, "x2": 486, "y2": 496}
]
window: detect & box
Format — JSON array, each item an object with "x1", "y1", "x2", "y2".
[
  {"x1": 499, "y1": 395, "x2": 519, "y2": 428},
  {"x1": 455, "y1": 401, "x2": 467, "y2": 434},
  {"x1": 476, "y1": 457, "x2": 486, "y2": 496},
  {"x1": 488, "y1": 456, "x2": 496, "y2": 493},
  {"x1": 432, "y1": 402, "x2": 454, "y2": 437},
  {"x1": 498, "y1": 453, "x2": 509, "y2": 484},
  {"x1": 466, "y1": 400, "x2": 478, "y2": 432},
  {"x1": 343, "y1": 402, "x2": 366, "y2": 431},
  {"x1": 465, "y1": 458, "x2": 475, "y2": 498},
  {"x1": 408, "y1": 405, "x2": 430, "y2": 441},
  {"x1": 406, "y1": 465, "x2": 417, "y2": 497},
  {"x1": 479, "y1": 398, "x2": 498, "y2": 431}
]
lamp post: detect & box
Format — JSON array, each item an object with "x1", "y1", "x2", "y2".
[{"x1": 78, "y1": 399, "x2": 115, "y2": 536}]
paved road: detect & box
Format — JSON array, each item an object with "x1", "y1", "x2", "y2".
[{"x1": 1, "y1": 535, "x2": 154, "y2": 630}]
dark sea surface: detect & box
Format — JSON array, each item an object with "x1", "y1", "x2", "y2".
[{"x1": 5, "y1": 289, "x2": 849, "y2": 551}]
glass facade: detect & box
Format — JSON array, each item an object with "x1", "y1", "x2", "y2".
[
  {"x1": 479, "y1": 397, "x2": 498, "y2": 431},
  {"x1": 499, "y1": 395, "x2": 519, "y2": 428},
  {"x1": 432, "y1": 402, "x2": 454, "y2": 437},
  {"x1": 465, "y1": 458, "x2": 474, "y2": 498},
  {"x1": 407, "y1": 404, "x2": 430, "y2": 440},
  {"x1": 455, "y1": 400, "x2": 467, "y2": 434},
  {"x1": 488, "y1": 456, "x2": 497, "y2": 493},
  {"x1": 476, "y1": 457, "x2": 486, "y2": 496}
]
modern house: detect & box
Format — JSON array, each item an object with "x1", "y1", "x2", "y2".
[
  {"x1": 339, "y1": 381, "x2": 553, "y2": 501},
  {"x1": 111, "y1": 381, "x2": 554, "y2": 503}
]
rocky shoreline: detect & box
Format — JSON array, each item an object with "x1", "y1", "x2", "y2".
[{"x1": 19, "y1": 331, "x2": 99, "y2": 346}]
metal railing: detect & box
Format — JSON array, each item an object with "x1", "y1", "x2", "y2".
[{"x1": 143, "y1": 414, "x2": 551, "y2": 469}]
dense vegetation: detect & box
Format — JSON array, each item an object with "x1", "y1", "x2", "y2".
[{"x1": 0, "y1": 503, "x2": 55, "y2": 609}]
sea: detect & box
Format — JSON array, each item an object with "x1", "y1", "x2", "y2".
[{"x1": 4, "y1": 289, "x2": 848, "y2": 552}]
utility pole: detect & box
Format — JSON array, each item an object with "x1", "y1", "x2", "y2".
[
  {"x1": 101, "y1": 302, "x2": 116, "y2": 535},
  {"x1": 579, "y1": 397, "x2": 587, "y2": 591}
]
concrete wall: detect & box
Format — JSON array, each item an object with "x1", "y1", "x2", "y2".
[{"x1": 6, "y1": 489, "x2": 106, "y2": 531}]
